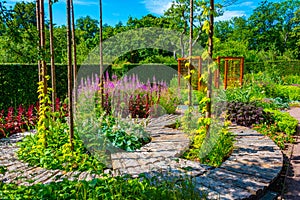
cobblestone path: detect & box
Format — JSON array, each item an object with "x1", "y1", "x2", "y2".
[{"x1": 0, "y1": 114, "x2": 283, "y2": 199}]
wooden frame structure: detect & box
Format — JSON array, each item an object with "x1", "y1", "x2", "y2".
[
  {"x1": 177, "y1": 56, "x2": 202, "y2": 90},
  {"x1": 177, "y1": 56, "x2": 244, "y2": 90},
  {"x1": 215, "y1": 56, "x2": 244, "y2": 89}
]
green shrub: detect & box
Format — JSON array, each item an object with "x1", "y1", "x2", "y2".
[
  {"x1": 282, "y1": 75, "x2": 300, "y2": 85},
  {"x1": 254, "y1": 109, "x2": 298, "y2": 149},
  {"x1": 276, "y1": 85, "x2": 300, "y2": 101},
  {"x1": 264, "y1": 109, "x2": 298, "y2": 136}
]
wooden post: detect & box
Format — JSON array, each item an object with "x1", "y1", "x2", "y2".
[
  {"x1": 178, "y1": 59, "x2": 181, "y2": 89},
  {"x1": 198, "y1": 57, "x2": 201, "y2": 90},
  {"x1": 71, "y1": 0, "x2": 77, "y2": 100},
  {"x1": 67, "y1": 0, "x2": 74, "y2": 150},
  {"x1": 49, "y1": 0, "x2": 56, "y2": 111},
  {"x1": 36, "y1": 0, "x2": 41, "y2": 83},
  {"x1": 216, "y1": 56, "x2": 220, "y2": 88},
  {"x1": 240, "y1": 57, "x2": 244, "y2": 87},
  {"x1": 99, "y1": 0, "x2": 104, "y2": 108},
  {"x1": 39, "y1": 0, "x2": 47, "y2": 96},
  {"x1": 224, "y1": 59, "x2": 228, "y2": 90},
  {"x1": 188, "y1": 0, "x2": 193, "y2": 107}
]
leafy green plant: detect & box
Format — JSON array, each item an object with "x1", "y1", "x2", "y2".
[
  {"x1": 36, "y1": 77, "x2": 53, "y2": 147},
  {"x1": 0, "y1": 175, "x2": 206, "y2": 200},
  {"x1": 282, "y1": 75, "x2": 300, "y2": 85},
  {"x1": 264, "y1": 109, "x2": 298, "y2": 136},
  {"x1": 158, "y1": 88, "x2": 180, "y2": 114},
  {"x1": 181, "y1": 101, "x2": 234, "y2": 167},
  {"x1": 17, "y1": 119, "x2": 106, "y2": 173},
  {"x1": 254, "y1": 97, "x2": 290, "y2": 109},
  {"x1": 253, "y1": 109, "x2": 298, "y2": 149},
  {"x1": 100, "y1": 115, "x2": 150, "y2": 151},
  {"x1": 276, "y1": 85, "x2": 300, "y2": 101},
  {"x1": 17, "y1": 77, "x2": 105, "y2": 173},
  {"x1": 0, "y1": 166, "x2": 7, "y2": 174}
]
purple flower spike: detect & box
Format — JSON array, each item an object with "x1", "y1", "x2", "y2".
[{"x1": 112, "y1": 74, "x2": 117, "y2": 80}]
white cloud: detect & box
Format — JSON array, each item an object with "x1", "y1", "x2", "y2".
[
  {"x1": 73, "y1": 0, "x2": 98, "y2": 6},
  {"x1": 229, "y1": 1, "x2": 256, "y2": 9},
  {"x1": 216, "y1": 10, "x2": 246, "y2": 21},
  {"x1": 240, "y1": 1, "x2": 254, "y2": 6},
  {"x1": 141, "y1": 0, "x2": 173, "y2": 15}
]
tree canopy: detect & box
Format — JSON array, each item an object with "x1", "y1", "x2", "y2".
[{"x1": 0, "y1": 0, "x2": 299, "y2": 64}]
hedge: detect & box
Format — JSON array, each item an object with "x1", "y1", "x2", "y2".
[{"x1": 0, "y1": 63, "x2": 178, "y2": 110}]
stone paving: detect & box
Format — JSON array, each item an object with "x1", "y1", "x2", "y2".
[{"x1": 0, "y1": 114, "x2": 284, "y2": 199}]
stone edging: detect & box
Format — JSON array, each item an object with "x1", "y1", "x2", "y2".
[{"x1": 0, "y1": 115, "x2": 283, "y2": 199}]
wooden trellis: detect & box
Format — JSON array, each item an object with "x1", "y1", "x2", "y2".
[
  {"x1": 215, "y1": 57, "x2": 244, "y2": 89},
  {"x1": 177, "y1": 56, "x2": 202, "y2": 90},
  {"x1": 177, "y1": 56, "x2": 244, "y2": 90}
]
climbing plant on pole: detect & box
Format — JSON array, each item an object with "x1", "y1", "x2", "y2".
[
  {"x1": 205, "y1": 0, "x2": 214, "y2": 135},
  {"x1": 66, "y1": 0, "x2": 74, "y2": 150},
  {"x1": 36, "y1": 0, "x2": 49, "y2": 148}
]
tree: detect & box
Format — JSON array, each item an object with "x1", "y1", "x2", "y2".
[
  {"x1": 248, "y1": 0, "x2": 300, "y2": 55},
  {"x1": 214, "y1": 17, "x2": 251, "y2": 59},
  {"x1": 76, "y1": 16, "x2": 99, "y2": 42},
  {"x1": 0, "y1": 2, "x2": 38, "y2": 63},
  {"x1": 164, "y1": 0, "x2": 222, "y2": 57},
  {"x1": 290, "y1": 8, "x2": 300, "y2": 58}
]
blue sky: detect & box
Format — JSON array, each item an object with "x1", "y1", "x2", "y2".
[{"x1": 6, "y1": 0, "x2": 283, "y2": 26}]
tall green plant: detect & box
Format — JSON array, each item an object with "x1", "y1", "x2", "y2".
[{"x1": 37, "y1": 75, "x2": 53, "y2": 147}]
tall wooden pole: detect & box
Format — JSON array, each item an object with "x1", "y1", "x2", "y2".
[
  {"x1": 36, "y1": 0, "x2": 41, "y2": 82},
  {"x1": 99, "y1": 0, "x2": 104, "y2": 107},
  {"x1": 39, "y1": 0, "x2": 47, "y2": 96},
  {"x1": 188, "y1": 0, "x2": 193, "y2": 107},
  {"x1": 206, "y1": 0, "x2": 214, "y2": 134},
  {"x1": 49, "y1": 0, "x2": 56, "y2": 111},
  {"x1": 67, "y1": 0, "x2": 74, "y2": 150},
  {"x1": 71, "y1": 0, "x2": 77, "y2": 98}
]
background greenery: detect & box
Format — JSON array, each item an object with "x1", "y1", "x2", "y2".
[{"x1": 0, "y1": 0, "x2": 299, "y2": 64}]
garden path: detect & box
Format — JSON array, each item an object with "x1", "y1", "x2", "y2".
[
  {"x1": 0, "y1": 113, "x2": 283, "y2": 199},
  {"x1": 283, "y1": 107, "x2": 300, "y2": 199}
]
